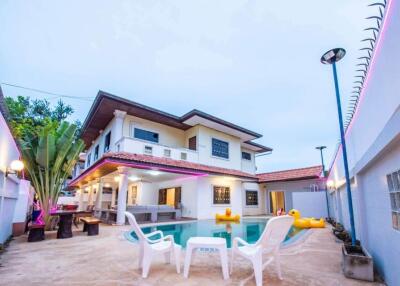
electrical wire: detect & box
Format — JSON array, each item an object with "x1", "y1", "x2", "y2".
[{"x1": 0, "y1": 82, "x2": 94, "y2": 101}]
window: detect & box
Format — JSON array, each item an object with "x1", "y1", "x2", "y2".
[
  {"x1": 86, "y1": 153, "x2": 91, "y2": 167},
  {"x1": 212, "y1": 138, "x2": 229, "y2": 159},
  {"x1": 242, "y1": 151, "x2": 251, "y2": 161},
  {"x1": 180, "y1": 152, "x2": 187, "y2": 160},
  {"x1": 213, "y1": 186, "x2": 230, "y2": 204},
  {"x1": 387, "y1": 170, "x2": 400, "y2": 230},
  {"x1": 104, "y1": 131, "x2": 111, "y2": 152},
  {"x1": 246, "y1": 190, "x2": 258, "y2": 206},
  {"x1": 144, "y1": 145, "x2": 153, "y2": 155},
  {"x1": 188, "y1": 136, "x2": 197, "y2": 151},
  {"x1": 94, "y1": 145, "x2": 99, "y2": 161},
  {"x1": 134, "y1": 128, "x2": 159, "y2": 143},
  {"x1": 164, "y1": 149, "x2": 171, "y2": 157}
]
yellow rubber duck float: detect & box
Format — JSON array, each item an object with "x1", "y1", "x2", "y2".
[
  {"x1": 288, "y1": 209, "x2": 325, "y2": 229},
  {"x1": 216, "y1": 208, "x2": 240, "y2": 222}
]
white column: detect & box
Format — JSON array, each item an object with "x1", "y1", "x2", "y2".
[
  {"x1": 116, "y1": 167, "x2": 129, "y2": 225},
  {"x1": 113, "y1": 110, "x2": 127, "y2": 148},
  {"x1": 127, "y1": 186, "x2": 133, "y2": 205},
  {"x1": 95, "y1": 179, "x2": 103, "y2": 211},
  {"x1": 78, "y1": 188, "x2": 84, "y2": 210},
  {"x1": 88, "y1": 184, "x2": 94, "y2": 206},
  {"x1": 111, "y1": 188, "x2": 116, "y2": 208}
]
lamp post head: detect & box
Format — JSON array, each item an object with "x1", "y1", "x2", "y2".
[
  {"x1": 321, "y1": 48, "x2": 346, "y2": 64},
  {"x1": 315, "y1": 146, "x2": 327, "y2": 151}
]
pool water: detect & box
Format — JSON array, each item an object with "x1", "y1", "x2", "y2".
[{"x1": 129, "y1": 218, "x2": 303, "y2": 248}]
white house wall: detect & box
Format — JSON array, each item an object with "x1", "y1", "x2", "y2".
[
  {"x1": 354, "y1": 141, "x2": 400, "y2": 285},
  {"x1": 329, "y1": 3, "x2": 400, "y2": 182},
  {"x1": 156, "y1": 177, "x2": 199, "y2": 218},
  {"x1": 197, "y1": 125, "x2": 243, "y2": 171},
  {"x1": 136, "y1": 181, "x2": 158, "y2": 205},
  {"x1": 327, "y1": 4, "x2": 400, "y2": 285},
  {"x1": 85, "y1": 117, "x2": 116, "y2": 166},
  {"x1": 242, "y1": 182, "x2": 265, "y2": 216},
  {"x1": 83, "y1": 113, "x2": 257, "y2": 175},
  {"x1": 0, "y1": 111, "x2": 25, "y2": 244},
  {"x1": 240, "y1": 148, "x2": 256, "y2": 174},
  {"x1": 196, "y1": 176, "x2": 243, "y2": 220},
  {"x1": 292, "y1": 191, "x2": 327, "y2": 218},
  {"x1": 263, "y1": 179, "x2": 325, "y2": 216},
  {"x1": 123, "y1": 114, "x2": 186, "y2": 148}
]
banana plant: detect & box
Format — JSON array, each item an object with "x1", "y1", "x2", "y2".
[{"x1": 19, "y1": 121, "x2": 85, "y2": 229}]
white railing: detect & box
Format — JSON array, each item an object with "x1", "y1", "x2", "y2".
[{"x1": 116, "y1": 137, "x2": 199, "y2": 163}]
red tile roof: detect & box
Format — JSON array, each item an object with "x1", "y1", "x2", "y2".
[
  {"x1": 257, "y1": 165, "x2": 322, "y2": 183},
  {"x1": 104, "y1": 152, "x2": 258, "y2": 179},
  {"x1": 69, "y1": 152, "x2": 322, "y2": 188}
]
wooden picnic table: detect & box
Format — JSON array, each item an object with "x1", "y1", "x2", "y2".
[{"x1": 50, "y1": 210, "x2": 92, "y2": 239}]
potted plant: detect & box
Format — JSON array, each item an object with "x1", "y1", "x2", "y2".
[{"x1": 342, "y1": 241, "x2": 374, "y2": 281}]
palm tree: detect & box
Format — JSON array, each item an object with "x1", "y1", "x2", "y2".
[{"x1": 20, "y1": 121, "x2": 85, "y2": 228}]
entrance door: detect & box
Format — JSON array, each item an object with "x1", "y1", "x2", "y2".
[
  {"x1": 269, "y1": 191, "x2": 285, "y2": 215},
  {"x1": 159, "y1": 187, "x2": 181, "y2": 209}
]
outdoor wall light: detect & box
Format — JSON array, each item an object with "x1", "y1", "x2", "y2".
[
  {"x1": 6, "y1": 159, "x2": 24, "y2": 177},
  {"x1": 114, "y1": 176, "x2": 120, "y2": 182},
  {"x1": 148, "y1": 170, "x2": 160, "y2": 176},
  {"x1": 128, "y1": 176, "x2": 140, "y2": 182},
  {"x1": 326, "y1": 180, "x2": 336, "y2": 190},
  {"x1": 104, "y1": 183, "x2": 111, "y2": 188}
]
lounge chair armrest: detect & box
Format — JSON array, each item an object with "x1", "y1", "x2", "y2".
[
  {"x1": 163, "y1": 234, "x2": 175, "y2": 244},
  {"x1": 233, "y1": 237, "x2": 251, "y2": 248},
  {"x1": 145, "y1": 230, "x2": 164, "y2": 243}
]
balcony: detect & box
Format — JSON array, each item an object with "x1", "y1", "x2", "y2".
[{"x1": 115, "y1": 137, "x2": 199, "y2": 163}]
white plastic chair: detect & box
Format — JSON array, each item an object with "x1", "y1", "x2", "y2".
[
  {"x1": 125, "y1": 211, "x2": 181, "y2": 278},
  {"x1": 230, "y1": 215, "x2": 294, "y2": 286}
]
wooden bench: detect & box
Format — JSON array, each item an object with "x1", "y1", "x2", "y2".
[
  {"x1": 81, "y1": 217, "x2": 101, "y2": 236},
  {"x1": 28, "y1": 223, "x2": 45, "y2": 242}
]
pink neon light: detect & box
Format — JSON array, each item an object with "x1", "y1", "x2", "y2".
[
  {"x1": 328, "y1": 0, "x2": 394, "y2": 173},
  {"x1": 68, "y1": 158, "x2": 208, "y2": 186},
  {"x1": 345, "y1": 0, "x2": 394, "y2": 135}
]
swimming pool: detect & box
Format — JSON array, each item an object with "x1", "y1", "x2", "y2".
[{"x1": 128, "y1": 218, "x2": 305, "y2": 248}]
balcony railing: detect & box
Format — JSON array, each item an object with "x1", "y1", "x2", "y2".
[{"x1": 116, "y1": 137, "x2": 199, "y2": 163}]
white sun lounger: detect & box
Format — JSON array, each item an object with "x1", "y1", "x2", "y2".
[
  {"x1": 231, "y1": 215, "x2": 294, "y2": 286},
  {"x1": 125, "y1": 212, "x2": 181, "y2": 278}
]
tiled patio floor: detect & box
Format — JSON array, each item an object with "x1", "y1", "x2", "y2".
[{"x1": 0, "y1": 224, "x2": 384, "y2": 286}]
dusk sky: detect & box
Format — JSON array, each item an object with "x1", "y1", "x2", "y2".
[{"x1": 0, "y1": 1, "x2": 372, "y2": 173}]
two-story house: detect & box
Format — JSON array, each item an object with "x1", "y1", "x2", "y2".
[{"x1": 69, "y1": 91, "x2": 272, "y2": 224}]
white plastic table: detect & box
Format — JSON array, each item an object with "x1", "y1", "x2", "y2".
[{"x1": 183, "y1": 237, "x2": 229, "y2": 280}]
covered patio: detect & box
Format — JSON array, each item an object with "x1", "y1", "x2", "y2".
[
  {"x1": 71, "y1": 164, "x2": 202, "y2": 225},
  {"x1": 69, "y1": 152, "x2": 257, "y2": 225}
]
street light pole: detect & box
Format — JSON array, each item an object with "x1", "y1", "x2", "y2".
[
  {"x1": 316, "y1": 146, "x2": 330, "y2": 218},
  {"x1": 321, "y1": 48, "x2": 356, "y2": 246},
  {"x1": 315, "y1": 146, "x2": 327, "y2": 176}
]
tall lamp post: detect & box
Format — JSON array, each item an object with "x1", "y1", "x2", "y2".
[
  {"x1": 315, "y1": 146, "x2": 327, "y2": 176},
  {"x1": 316, "y1": 146, "x2": 330, "y2": 218},
  {"x1": 321, "y1": 48, "x2": 356, "y2": 246}
]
